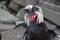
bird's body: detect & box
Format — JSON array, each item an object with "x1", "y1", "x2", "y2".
[
  {"x1": 14, "y1": 5, "x2": 51, "y2": 40},
  {"x1": 23, "y1": 5, "x2": 50, "y2": 40},
  {"x1": 24, "y1": 22, "x2": 50, "y2": 40}
]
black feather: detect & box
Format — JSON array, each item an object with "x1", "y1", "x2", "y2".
[
  {"x1": 24, "y1": 22, "x2": 50, "y2": 40},
  {"x1": 14, "y1": 23, "x2": 27, "y2": 29}
]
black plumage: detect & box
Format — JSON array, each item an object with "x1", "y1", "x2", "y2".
[{"x1": 24, "y1": 22, "x2": 50, "y2": 40}]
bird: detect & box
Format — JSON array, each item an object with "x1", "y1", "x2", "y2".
[{"x1": 23, "y1": 5, "x2": 51, "y2": 40}]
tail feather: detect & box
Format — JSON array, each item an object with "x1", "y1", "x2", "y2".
[{"x1": 14, "y1": 23, "x2": 27, "y2": 29}]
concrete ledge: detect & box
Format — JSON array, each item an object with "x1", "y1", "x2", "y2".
[
  {"x1": 8, "y1": 1, "x2": 21, "y2": 12},
  {"x1": 0, "y1": 9, "x2": 18, "y2": 23},
  {"x1": 40, "y1": 1, "x2": 60, "y2": 13},
  {"x1": 0, "y1": 23, "x2": 15, "y2": 31},
  {"x1": 42, "y1": 6, "x2": 60, "y2": 26},
  {"x1": 45, "y1": 21, "x2": 56, "y2": 31},
  {"x1": 40, "y1": 1, "x2": 60, "y2": 26},
  {"x1": 13, "y1": 0, "x2": 26, "y2": 6}
]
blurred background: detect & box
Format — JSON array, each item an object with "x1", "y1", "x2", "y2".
[{"x1": 0, "y1": 0, "x2": 60, "y2": 40}]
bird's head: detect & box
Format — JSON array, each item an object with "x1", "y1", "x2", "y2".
[{"x1": 24, "y1": 5, "x2": 44, "y2": 26}]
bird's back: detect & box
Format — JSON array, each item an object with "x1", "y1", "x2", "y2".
[{"x1": 28, "y1": 22, "x2": 50, "y2": 40}]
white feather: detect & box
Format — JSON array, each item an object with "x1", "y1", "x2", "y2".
[
  {"x1": 24, "y1": 5, "x2": 33, "y2": 9},
  {"x1": 34, "y1": 6, "x2": 44, "y2": 23},
  {"x1": 24, "y1": 5, "x2": 44, "y2": 26},
  {"x1": 24, "y1": 13, "x2": 30, "y2": 26}
]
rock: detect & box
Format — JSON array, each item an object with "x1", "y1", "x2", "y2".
[
  {"x1": 54, "y1": 35, "x2": 60, "y2": 40},
  {"x1": 0, "y1": 23, "x2": 15, "y2": 30},
  {"x1": 1, "y1": 26, "x2": 26, "y2": 40},
  {"x1": 45, "y1": 21, "x2": 56, "y2": 30},
  {"x1": 54, "y1": 28, "x2": 60, "y2": 34},
  {"x1": 8, "y1": 1, "x2": 21, "y2": 12},
  {"x1": 0, "y1": 9, "x2": 18, "y2": 30},
  {"x1": 0, "y1": 9, "x2": 18, "y2": 23},
  {"x1": 13, "y1": 0, "x2": 26, "y2": 6},
  {"x1": 16, "y1": 8, "x2": 25, "y2": 21}
]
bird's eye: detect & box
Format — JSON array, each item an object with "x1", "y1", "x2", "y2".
[
  {"x1": 32, "y1": 7, "x2": 39, "y2": 11},
  {"x1": 24, "y1": 9, "x2": 30, "y2": 13}
]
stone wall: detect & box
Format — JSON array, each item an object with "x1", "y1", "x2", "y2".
[{"x1": 40, "y1": 1, "x2": 60, "y2": 26}]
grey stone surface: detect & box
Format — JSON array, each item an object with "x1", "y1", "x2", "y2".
[
  {"x1": 13, "y1": 0, "x2": 26, "y2": 6},
  {"x1": 42, "y1": 6, "x2": 60, "y2": 26},
  {"x1": 8, "y1": 1, "x2": 20, "y2": 11},
  {"x1": 0, "y1": 23, "x2": 15, "y2": 30},
  {"x1": 26, "y1": 0, "x2": 39, "y2": 6},
  {"x1": 0, "y1": 9, "x2": 18, "y2": 30},
  {"x1": 0, "y1": 1, "x2": 6, "y2": 8},
  {"x1": 40, "y1": 1, "x2": 60, "y2": 26},
  {"x1": 16, "y1": 8, "x2": 25, "y2": 21},
  {"x1": 0, "y1": 9, "x2": 18, "y2": 23},
  {"x1": 13, "y1": 0, "x2": 40, "y2": 6},
  {"x1": 55, "y1": 37, "x2": 60, "y2": 40},
  {"x1": 1, "y1": 26, "x2": 26, "y2": 40},
  {"x1": 40, "y1": 1, "x2": 60, "y2": 13},
  {"x1": 54, "y1": 34, "x2": 60, "y2": 40},
  {"x1": 54, "y1": 28, "x2": 60, "y2": 35},
  {"x1": 45, "y1": 21, "x2": 56, "y2": 30}
]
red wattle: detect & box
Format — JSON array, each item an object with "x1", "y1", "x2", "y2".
[{"x1": 29, "y1": 12, "x2": 35, "y2": 22}]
